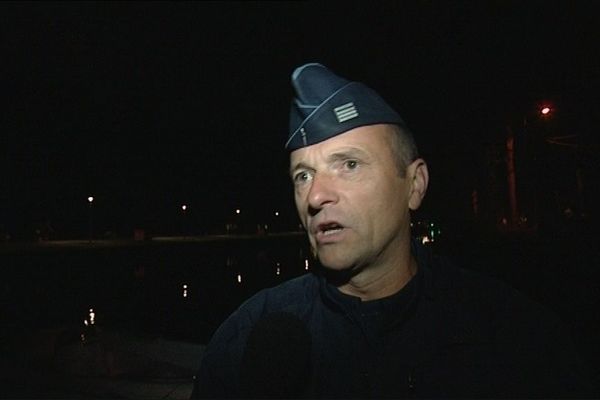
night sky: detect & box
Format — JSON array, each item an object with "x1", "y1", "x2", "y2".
[{"x1": 2, "y1": 2, "x2": 599, "y2": 239}]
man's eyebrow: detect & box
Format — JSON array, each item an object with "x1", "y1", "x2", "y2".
[
  {"x1": 326, "y1": 147, "x2": 369, "y2": 162},
  {"x1": 289, "y1": 161, "x2": 311, "y2": 176},
  {"x1": 290, "y1": 147, "x2": 370, "y2": 175}
]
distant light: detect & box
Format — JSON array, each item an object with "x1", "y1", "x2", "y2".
[
  {"x1": 274, "y1": 211, "x2": 279, "y2": 216},
  {"x1": 541, "y1": 107, "x2": 551, "y2": 115},
  {"x1": 422, "y1": 236, "x2": 431, "y2": 244},
  {"x1": 89, "y1": 308, "x2": 95, "y2": 325},
  {"x1": 181, "y1": 204, "x2": 187, "y2": 211},
  {"x1": 87, "y1": 196, "x2": 94, "y2": 203},
  {"x1": 226, "y1": 256, "x2": 235, "y2": 267},
  {"x1": 182, "y1": 284, "x2": 188, "y2": 298},
  {"x1": 304, "y1": 258, "x2": 309, "y2": 270},
  {"x1": 276, "y1": 267, "x2": 281, "y2": 276},
  {"x1": 235, "y1": 209, "x2": 241, "y2": 215},
  {"x1": 237, "y1": 274, "x2": 242, "y2": 283}
]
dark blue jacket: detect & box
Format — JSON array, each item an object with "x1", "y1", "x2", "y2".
[{"x1": 194, "y1": 244, "x2": 593, "y2": 398}]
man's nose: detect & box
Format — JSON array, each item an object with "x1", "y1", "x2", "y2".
[{"x1": 307, "y1": 173, "x2": 339, "y2": 212}]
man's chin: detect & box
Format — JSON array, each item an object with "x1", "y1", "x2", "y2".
[{"x1": 316, "y1": 251, "x2": 353, "y2": 271}]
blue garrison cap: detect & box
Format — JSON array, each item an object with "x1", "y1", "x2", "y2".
[{"x1": 286, "y1": 63, "x2": 406, "y2": 151}]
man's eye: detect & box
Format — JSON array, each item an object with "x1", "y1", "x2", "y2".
[
  {"x1": 344, "y1": 160, "x2": 359, "y2": 170},
  {"x1": 294, "y1": 171, "x2": 312, "y2": 183}
]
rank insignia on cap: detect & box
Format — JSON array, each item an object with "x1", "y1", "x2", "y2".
[
  {"x1": 334, "y1": 102, "x2": 359, "y2": 123},
  {"x1": 286, "y1": 63, "x2": 406, "y2": 151}
]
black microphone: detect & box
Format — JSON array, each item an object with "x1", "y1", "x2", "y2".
[{"x1": 240, "y1": 312, "x2": 312, "y2": 398}]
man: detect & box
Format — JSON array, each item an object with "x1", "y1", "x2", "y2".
[{"x1": 193, "y1": 63, "x2": 593, "y2": 398}]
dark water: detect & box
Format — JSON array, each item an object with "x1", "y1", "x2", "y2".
[{"x1": 2, "y1": 235, "x2": 311, "y2": 345}]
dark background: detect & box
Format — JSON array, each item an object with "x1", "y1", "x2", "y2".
[{"x1": 1, "y1": 1, "x2": 599, "y2": 239}]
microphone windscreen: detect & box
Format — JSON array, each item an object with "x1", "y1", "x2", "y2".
[{"x1": 240, "y1": 312, "x2": 312, "y2": 398}]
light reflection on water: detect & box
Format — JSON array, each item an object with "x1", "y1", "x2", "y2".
[{"x1": 3, "y1": 236, "x2": 310, "y2": 344}]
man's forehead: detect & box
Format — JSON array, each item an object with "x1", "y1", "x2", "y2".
[{"x1": 289, "y1": 124, "x2": 392, "y2": 165}]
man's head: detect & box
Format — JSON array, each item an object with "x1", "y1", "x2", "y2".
[{"x1": 287, "y1": 64, "x2": 428, "y2": 275}]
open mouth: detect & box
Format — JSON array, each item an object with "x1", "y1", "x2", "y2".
[{"x1": 318, "y1": 223, "x2": 344, "y2": 236}]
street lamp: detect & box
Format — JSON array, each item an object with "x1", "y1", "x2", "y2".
[
  {"x1": 87, "y1": 196, "x2": 94, "y2": 243},
  {"x1": 505, "y1": 103, "x2": 553, "y2": 231},
  {"x1": 505, "y1": 101, "x2": 559, "y2": 231}
]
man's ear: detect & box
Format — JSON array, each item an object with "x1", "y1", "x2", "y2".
[{"x1": 407, "y1": 159, "x2": 429, "y2": 211}]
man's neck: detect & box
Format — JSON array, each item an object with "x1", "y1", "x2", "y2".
[{"x1": 337, "y1": 253, "x2": 418, "y2": 301}]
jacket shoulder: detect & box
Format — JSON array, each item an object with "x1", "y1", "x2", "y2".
[{"x1": 194, "y1": 274, "x2": 320, "y2": 397}]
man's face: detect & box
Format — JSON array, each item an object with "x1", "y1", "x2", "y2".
[{"x1": 290, "y1": 124, "x2": 419, "y2": 272}]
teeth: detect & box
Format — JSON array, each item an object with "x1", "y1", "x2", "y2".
[{"x1": 323, "y1": 227, "x2": 343, "y2": 235}]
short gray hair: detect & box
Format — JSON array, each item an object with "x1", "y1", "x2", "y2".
[{"x1": 388, "y1": 124, "x2": 419, "y2": 176}]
